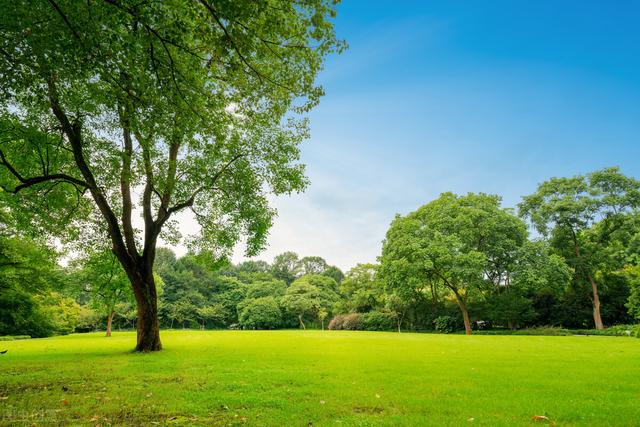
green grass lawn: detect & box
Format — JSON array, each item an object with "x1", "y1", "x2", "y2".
[{"x1": 0, "y1": 331, "x2": 639, "y2": 426}]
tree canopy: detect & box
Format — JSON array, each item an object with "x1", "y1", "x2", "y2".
[{"x1": 0, "y1": 0, "x2": 344, "y2": 351}]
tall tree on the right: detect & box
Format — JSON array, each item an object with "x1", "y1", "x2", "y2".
[{"x1": 519, "y1": 167, "x2": 640, "y2": 329}]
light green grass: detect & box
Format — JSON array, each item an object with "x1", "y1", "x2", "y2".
[{"x1": 0, "y1": 331, "x2": 639, "y2": 426}]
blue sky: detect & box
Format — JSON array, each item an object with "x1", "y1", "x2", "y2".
[{"x1": 225, "y1": 1, "x2": 640, "y2": 270}]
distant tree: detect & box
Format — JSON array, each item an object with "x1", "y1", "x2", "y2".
[
  {"x1": 520, "y1": 167, "x2": 640, "y2": 329},
  {"x1": 483, "y1": 290, "x2": 535, "y2": 329},
  {"x1": 619, "y1": 265, "x2": 640, "y2": 322},
  {"x1": 384, "y1": 293, "x2": 410, "y2": 333},
  {"x1": 235, "y1": 260, "x2": 272, "y2": 274},
  {"x1": 318, "y1": 308, "x2": 329, "y2": 330},
  {"x1": 322, "y1": 265, "x2": 345, "y2": 284},
  {"x1": 271, "y1": 251, "x2": 301, "y2": 284},
  {"x1": 73, "y1": 250, "x2": 133, "y2": 337},
  {"x1": 299, "y1": 256, "x2": 329, "y2": 276},
  {"x1": 154, "y1": 248, "x2": 177, "y2": 277},
  {"x1": 0, "y1": 236, "x2": 63, "y2": 337},
  {"x1": 293, "y1": 275, "x2": 340, "y2": 308},
  {"x1": 380, "y1": 193, "x2": 527, "y2": 335},
  {"x1": 196, "y1": 305, "x2": 226, "y2": 330},
  {"x1": 245, "y1": 280, "x2": 287, "y2": 300},
  {"x1": 281, "y1": 282, "x2": 322, "y2": 329},
  {"x1": 238, "y1": 297, "x2": 282, "y2": 330},
  {"x1": 338, "y1": 264, "x2": 384, "y2": 313},
  {"x1": 0, "y1": 0, "x2": 343, "y2": 351}
]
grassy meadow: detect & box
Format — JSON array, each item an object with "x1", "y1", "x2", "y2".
[{"x1": 0, "y1": 330, "x2": 639, "y2": 426}]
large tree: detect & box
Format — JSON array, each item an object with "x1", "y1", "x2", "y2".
[
  {"x1": 380, "y1": 193, "x2": 527, "y2": 335},
  {"x1": 0, "y1": 1, "x2": 343, "y2": 350},
  {"x1": 519, "y1": 167, "x2": 640, "y2": 329}
]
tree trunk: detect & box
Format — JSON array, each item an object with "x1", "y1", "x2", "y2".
[
  {"x1": 588, "y1": 275, "x2": 605, "y2": 330},
  {"x1": 573, "y1": 238, "x2": 604, "y2": 330},
  {"x1": 106, "y1": 309, "x2": 115, "y2": 337},
  {"x1": 299, "y1": 314, "x2": 306, "y2": 330},
  {"x1": 131, "y1": 271, "x2": 162, "y2": 352},
  {"x1": 454, "y1": 292, "x2": 472, "y2": 335}
]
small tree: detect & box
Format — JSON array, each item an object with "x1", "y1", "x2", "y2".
[
  {"x1": 318, "y1": 308, "x2": 328, "y2": 330},
  {"x1": 196, "y1": 305, "x2": 225, "y2": 330},
  {"x1": 73, "y1": 250, "x2": 133, "y2": 337},
  {"x1": 281, "y1": 282, "x2": 321, "y2": 329}
]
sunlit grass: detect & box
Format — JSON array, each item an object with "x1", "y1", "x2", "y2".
[{"x1": 1, "y1": 330, "x2": 639, "y2": 426}]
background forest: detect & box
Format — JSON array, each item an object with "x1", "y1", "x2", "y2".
[
  {"x1": 3, "y1": 167, "x2": 640, "y2": 339},
  {"x1": 0, "y1": 168, "x2": 640, "y2": 337}
]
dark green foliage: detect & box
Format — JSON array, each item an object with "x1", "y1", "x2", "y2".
[
  {"x1": 482, "y1": 290, "x2": 536, "y2": 330},
  {"x1": 361, "y1": 311, "x2": 395, "y2": 331},
  {"x1": 434, "y1": 316, "x2": 459, "y2": 334},
  {"x1": 238, "y1": 297, "x2": 282, "y2": 330}
]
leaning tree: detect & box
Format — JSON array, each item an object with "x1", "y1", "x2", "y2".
[{"x1": 0, "y1": 0, "x2": 343, "y2": 351}]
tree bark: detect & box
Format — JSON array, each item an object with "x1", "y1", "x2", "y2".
[
  {"x1": 106, "y1": 309, "x2": 115, "y2": 337},
  {"x1": 453, "y1": 291, "x2": 472, "y2": 335},
  {"x1": 588, "y1": 275, "x2": 605, "y2": 330},
  {"x1": 130, "y1": 270, "x2": 162, "y2": 352}
]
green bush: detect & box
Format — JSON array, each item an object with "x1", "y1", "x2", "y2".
[
  {"x1": 0, "y1": 335, "x2": 31, "y2": 341},
  {"x1": 361, "y1": 311, "x2": 395, "y2": 331},
  {"x1": 238, "y1": 297, "x2": 282, "y2": 329},
  {"x1": 434, "y1": 315, "x2": 458, "y2": 333},
  {"x1": 571, "y1": 324, "x2": 637, "y2": 336},
  {"x1": 472, "y1": 327, "x2": 571, "y2": 336}
]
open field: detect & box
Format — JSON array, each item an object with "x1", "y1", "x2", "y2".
[{"x1": 0, "y1": 331, "x2": 639, "y2": 426}]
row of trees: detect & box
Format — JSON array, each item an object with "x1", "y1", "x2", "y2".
[
  {"x1": 4, "y1": 168, "x2": 640, "y2": 338},
  {"x1": 381, "y1": 167, "x2": 640, "y2": 334}
]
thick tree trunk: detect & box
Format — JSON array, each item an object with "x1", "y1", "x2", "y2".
[
  {"x1": 106, "y1": 310, "x2": 115, "y2": 337},
  {"x1": 131, "y1": 271, "x2": 162, "y2": 352},
  {"x1": 299, "y1": 315, "x2": 306, "y2": 330},
  {"x1": 454, "y1": 292, "x2": 472, "y2": 335},
  {"x1": 588, "y1": 275, "x2": 605, "y2": 330}
]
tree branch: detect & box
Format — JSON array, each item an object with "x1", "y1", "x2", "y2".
[
  {"x1": 0, "y1": 148, "x2": 89, "y2": 193},
  {"x1": 46, "y1": 76, "x2": 134, "y2": 270}
]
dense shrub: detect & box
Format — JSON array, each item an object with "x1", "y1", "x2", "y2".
[
  {"x1": 434, "y1": 315, "x2": 458, "y2": 333},
  {"x1": 0, "y1": 335, "x2": 31, "y2": 341},
  {"x1": 472, "y1": 327, "x2": 572, "y2": 336},
  {"x1": 571, "y1": 324, "x2": 638, "y2": 336},
  {"x1": 238, "y1": 297, "x2": 282, "y2": 329},
  {"x1": 328, "y1": 313, "x2": 363, "y2": 330},
  {"x1": 361, "y1": 311, "x2": 395, "y2": 331},
  {"x1": 328, "y1": 315, "x2": 345, "y2": 330},
  {"x1": 342, "y1": 313, "x2": 363, "y2": 330}
]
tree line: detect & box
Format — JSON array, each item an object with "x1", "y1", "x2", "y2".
[{"x1": 2, "y1": 167, "x2": 640, "y2": 337}]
